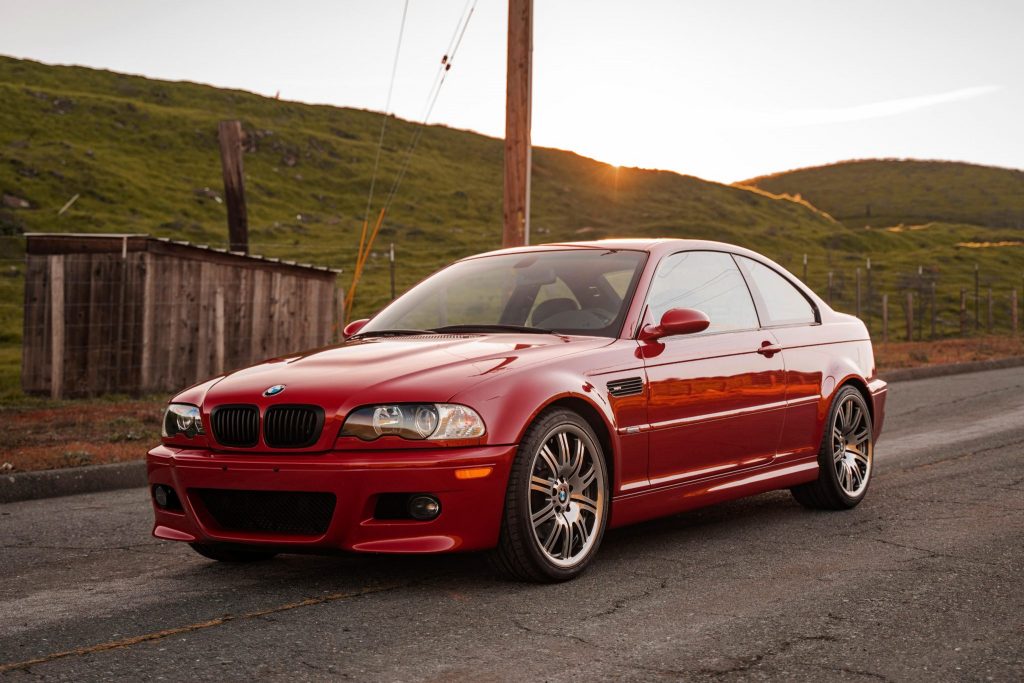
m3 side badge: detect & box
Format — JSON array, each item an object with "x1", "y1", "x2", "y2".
[{"x1": 263, "y1": 384, "x2": 286, "y2": 397}]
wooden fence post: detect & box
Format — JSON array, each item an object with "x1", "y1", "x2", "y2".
[
  {"x1": 930, "y1": 280, "x2": 937, "y2": 339},
  {"x1": 987, "y1": 287, "x2": 994, "y2": 333},
  {"x1": 974, "y1": 264, "x2": 980, "y2": 330},
  {"x1": 49, "y1": 255, "x2": 65, "y2": 399},
  {"x1": 218, "y1": 120, "x2": 249, "y2": 254},
  {"x1": 855, "y1": 267, "x2": 862, "y2": 318},
  {"x1": 865, "y1": 257, "x2": 873, "y2": 327},
  {"x1": 214, "y1": 286, "x2": 225, "y2": 375},
  {"x1": 1012, "y1": 289, "x2": 1019, "y2": 337},
  {"x1": 389, "y1": 243, "x2": 396, "y2": 300},
  {"x1": 960, "y1": 288, "x2": 967, "y2": 336},
  {"x1": 881, "y1": 293, "x2": 889, "y2": 343},
  {"x1": 906, "y1": 292, "x2": 914, "y2": 341}
]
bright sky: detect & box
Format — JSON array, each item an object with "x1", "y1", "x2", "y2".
[{"x1": 2, "y1": 0, "x2": 1021, "y2": 182}]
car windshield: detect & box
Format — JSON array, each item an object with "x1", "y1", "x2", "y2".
[{"x1": 360, "y1": 249, "x2": 647, "y2": 338}]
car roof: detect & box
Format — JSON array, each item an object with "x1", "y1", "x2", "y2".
[{"x1": 464, "y1": 238, "x2": 766, "y2": 261}]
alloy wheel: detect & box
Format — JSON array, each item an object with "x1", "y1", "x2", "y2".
[
  {"x1": 528, "y1": 425, "x2": 605, "y2": 568},
  {"x1": 832, "y1": 394, "x2": 872, "y2": 497}
]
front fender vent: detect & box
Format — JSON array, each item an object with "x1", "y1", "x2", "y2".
[{"x1": 607, "y1": 376, "x2": 644, "y2": 397}]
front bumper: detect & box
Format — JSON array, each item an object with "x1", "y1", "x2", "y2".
[{"x1": 147, "y1": 443, "x2": 516, "y2": 554}]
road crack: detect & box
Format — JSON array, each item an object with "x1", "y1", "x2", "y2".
[{"x1": 0, "y1": 582, "x2": 405, "y2": 674}]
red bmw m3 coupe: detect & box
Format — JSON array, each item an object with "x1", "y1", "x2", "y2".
[{"x1": 149, "y1": 239, "x2": 886, "y2": 581}]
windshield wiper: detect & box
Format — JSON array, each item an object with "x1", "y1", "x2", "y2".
[
  {"x1": 351, "y1": 328, "x2": 431, "y2": 339},
  {"x1": 430, "y1": 324, "x2": 555, "y2": 335}
]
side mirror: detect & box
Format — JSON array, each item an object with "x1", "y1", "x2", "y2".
[
  {"x1": 639, "y1": 308, "x2": 710, "y2": 341},
  {"x1": 343, "y1": 318, "x2": 370, "y2": 338}
]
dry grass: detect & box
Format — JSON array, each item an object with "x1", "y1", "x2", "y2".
[
  {"x1": 874, "y1": 335, "x2": 1024, "y2": 371},
  {"x1": 1, "y1": 399, "x2": 162, "y2": 473}
]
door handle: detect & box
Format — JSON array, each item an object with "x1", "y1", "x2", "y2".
[{"x1": 757, "y1": 341, "x2": 782, "y2": 357}]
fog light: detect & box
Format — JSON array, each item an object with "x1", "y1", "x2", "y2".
[
  {"x1": 153, "y1": 485, "x2": 170, "y2": 508},
  {"x1": 408, "y1": 495, "x2": 441, "y2": 521}
]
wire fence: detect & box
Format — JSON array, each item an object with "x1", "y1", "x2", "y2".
[{"x1": 781, "y1": 254, "x2": 1023, "y2": 342}]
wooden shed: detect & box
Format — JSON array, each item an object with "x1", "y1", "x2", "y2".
[{"x1": 23, "y1": 233, "x2": 341, "y2": 398}]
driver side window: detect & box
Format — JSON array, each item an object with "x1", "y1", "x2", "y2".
[{"x1": 646, "y1": 251, "x2": 759, "y2": 334}]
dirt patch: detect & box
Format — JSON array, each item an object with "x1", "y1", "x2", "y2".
[
  {"x1": 874, "y1": 335, "x2": 1024, "y2": 370},
  {"x1": 2, "y1": 400, "x2": 162, "y2": 473}
]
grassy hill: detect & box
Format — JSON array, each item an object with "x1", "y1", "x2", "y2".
[
  {"x1": 740, "y1": 159, "x2": 1024, "y2": 230},
  {"x1": 1, "y1": 55, "x2": 1023, "y2": 399}
]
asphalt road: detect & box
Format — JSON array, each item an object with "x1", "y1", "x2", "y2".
[{"x1": 2, "y1": 368, "x2": 1022, "y2": 681}]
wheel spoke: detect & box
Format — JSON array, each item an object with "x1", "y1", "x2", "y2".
[
  {"x1": 542, "y1": 518, "x2": 561, "y2": 552},
  {"x1": 851, "y1": 451, "x2": 869, "y2": 467},
  {"x1": 561, "y1": 517, "x2": 573, "y2": 559},
  {"x1": 539, "y1": 445, "x2": 559, "y2": 477},
  {"x1": 532, "y1": 502, "x2": 556, "y2": 526},
  {"x1": 530, "y1": 475, "x2": 552, "y2": 494},
  {"x1": 850, "y1": 463, "x2": 863, "y2": 488},
  {"x1": 847, "y1": 405, "x2": 862, "y2": 434},
  {"x1": 571, "y1": 492, "x2": 598, "y2": 515},
  {"x1": 556, "y1": 432, "x2": 571, "y2": 470},
  {"x1": 570, "y1": 438, "x2": 586, "y2": 477},
  {"x1": 576, "y1": 466, "x2": 597, "y2": 491},
  {"x1": 572, "y1": 516, "x2": 589, "y2": 548}
]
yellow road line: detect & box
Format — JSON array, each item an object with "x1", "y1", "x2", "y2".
[{"x1": 0, "y1": 583, "x2": 400, "y2": 674}]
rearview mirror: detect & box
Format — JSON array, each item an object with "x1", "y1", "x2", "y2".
[
  {"x1": 343, "y1": 318, "x2": 370, "y2": 338},
  {"x1": 639, "y1": 308, "x2": 710, "y2": 341}
]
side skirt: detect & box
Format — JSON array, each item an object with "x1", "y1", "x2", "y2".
[{"x1": 607, "y1": 458, "x2": 819, "y2": 529}]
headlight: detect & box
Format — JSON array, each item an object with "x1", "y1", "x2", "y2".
[
  {"x1": 340, "y1": 403, "x2": 485, "y2": 441},
  {"x1": 162, "y1": 404, "x2": 205, "y2": 439}
]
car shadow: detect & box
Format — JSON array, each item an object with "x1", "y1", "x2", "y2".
[{"x1": 163, "y1": 489, "x2": 810, "y2": 593}]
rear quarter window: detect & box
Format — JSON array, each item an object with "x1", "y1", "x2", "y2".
[{"x1": 737, "y1": 256, "x2": 817, "y2": 326}]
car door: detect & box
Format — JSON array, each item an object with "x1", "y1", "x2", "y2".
[
  {"x1": 735, "y1": 255, "x2": 823, "y2": 464},
  {"x1": 641, "y1": 251, "x2": 788, "y2": 487}
]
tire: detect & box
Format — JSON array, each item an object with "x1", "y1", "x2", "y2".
[
  {"x1": 189, "y1": 543, "x2": 277, "y2": 563},
  {"x1": 791, "y1": 385, "x2": 874, "y2": 510},
  {"x1": 488, "y1": 408, "x2": 610, "y2": 582}
]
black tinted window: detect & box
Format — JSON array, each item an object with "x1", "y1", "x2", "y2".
[
  {"x1": 646, "y1": 251, "x2": 759, "y2": 334},
  {"x1": 737, "y1": 256, "x2": 816, "y2": 326}
]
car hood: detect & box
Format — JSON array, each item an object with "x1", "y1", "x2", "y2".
[{"x1": 195, "y1": 333, "x2": 612, "y2": 412}]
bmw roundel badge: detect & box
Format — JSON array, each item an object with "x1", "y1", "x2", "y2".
[{"x1": 263, "y1": 384, "x2": 286, "y2": 397}]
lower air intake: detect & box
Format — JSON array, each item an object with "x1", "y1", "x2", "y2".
[{"x1": 193, "y1": 489, "x2": 336, "y2": 536}]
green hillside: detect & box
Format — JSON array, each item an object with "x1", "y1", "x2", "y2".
[
  {"x1": 740, "y1": 159, "x2": 1024, "y2": 229},
  {"x1": 1, "y1": 56, "x2": 1023, "y2": 399}
]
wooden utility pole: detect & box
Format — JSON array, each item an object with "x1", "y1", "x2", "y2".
[
  {"x1": 218, "y1": 120, "x2": 249, "y2": 254},
  {"x1": 503, "y1": 0, "x2": 532, "y2": 248}
]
